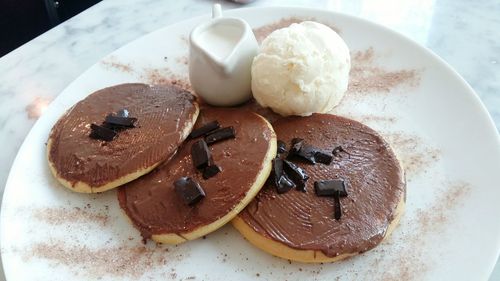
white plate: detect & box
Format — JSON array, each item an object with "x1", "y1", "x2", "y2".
[{"x1": 1, "y1": 7, "x2": 499, "y2": 281}]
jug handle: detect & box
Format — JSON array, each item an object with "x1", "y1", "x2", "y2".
[
  {"x1": 210, "y1": 3, "x2": 234, "y2": 75},
  {"x1": 212, "y1": 4, "x2": 222, "y2": 19}
]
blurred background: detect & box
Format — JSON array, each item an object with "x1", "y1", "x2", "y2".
[{"x1": 0, "y1": 0, "x2": 101, "y2": 56}]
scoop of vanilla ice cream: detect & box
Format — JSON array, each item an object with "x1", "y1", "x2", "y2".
[{"x1": 251, "y1": 21, "x2": 350, "y2": 116}]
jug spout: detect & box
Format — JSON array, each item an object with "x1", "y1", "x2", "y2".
[
  {"x1": 204, "y1": 55, "x2": 234, "y2": 77},
  {"x1": 190, "y1": 19, "x2": 247, "y2": 76},
  {"x1": 215, "y1": 59, "x2": 234, "y2": 76},
  {"x1": 207, "y1": 3, "x2": 231, "y2": 75}
]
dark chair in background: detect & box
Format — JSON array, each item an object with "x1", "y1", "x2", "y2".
[{"x1": 0, "y1": 0, "x2": 101, "y2": 57}]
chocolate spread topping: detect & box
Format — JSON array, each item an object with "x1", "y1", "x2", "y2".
[
  {"x1": 117, "y1": 108, "x2": 274, "y2": 239},
  {"x1": 48, "y1": 83, "x2": 198, "y2": 189},
  {"x1": 239, "y1": 114, "x2": 405, "y2": 257}
]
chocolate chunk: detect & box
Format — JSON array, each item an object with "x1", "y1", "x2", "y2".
[
  {"x1": 276, "y1": 174, "x2": 295, "y2": 194},
  {"x1": 332, "y1": 146, "x2": 345, "y2": 157},
  {"x1": 191, "y1": 139, "x2": 212, "y2": 170},
  {"x1": 294, "y1": 180, "x2": 306, "y2": 192},
  {"x1": 283, "y1": 160, "x2": 309, "y2": 182},
  {"x1": 205, "y1": 127, "x2": 235, "y2": 145},
  {"x1": 90, "y1": 109, "x2": 136, "y2": 140},
  {"x1": 295, "y1": 145, "x2": 317, "y2": 164},
  {"x1": 314, "y1": 180, "x2": 347, "y2": 197},
  {"x1": 289, "y1": 138, "x2": 304, "y2": 154},
  {"x1": 189, "y1": 120, "x2": 220, "y2": 139},
  {"x1": 272, "y1": 158, "x2": 284, "y2": 180},
  {"x1": 104, "y1": 115, "x2": 137, "y2": 128},
  {"x1": 288, "y1": 139, "x2": 317, "y2": 164},
  {"x1": 283, "y1": 160, "x2": 309, "y2": 191},
  {"x1": 89, "y1": 123, "x2": 117, "y2": 141},
  {"x1": 203, "y1": 165, "x2": 221, "y2": 179},
  {"x1": 272, "y1": 158, "x2": 295, "y2": 194},
  {"x1": 333, "y1": 191, "x2": 342, "y2": 220},
  {"x1": 103, "y1": 109, "x2": 137, "y2": 128},
  {"x1": 314, "y1": 180, "x2": 347, "y2": 220},
  {"x1": 277, "y1": 140, "x2": 287, "y2": 154},
  {"x1": 315, "y1": 150, "x2": 333, "y2": 165},
  {"x1": 173, "y1": 177, "x2": 205, "y2": 206}
]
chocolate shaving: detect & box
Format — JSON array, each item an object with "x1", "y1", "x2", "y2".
[
  {"x1": 272, "y1": 158, "x2": 295, "y2": 194},
  {"x1": 173, "y1": 177, "x2": 205, "y2": 206},
  {"x1": 288, "y1": 139, "x2": 333, "y2": 165},
  {"x1": 334, "y1": 191, "x2": 342, "y2": 220},
  {"x1": 189, "y1": 120, "x2": 220, "y2": 139},
  {"x1": 314, "y1": 179, "x2": 347, "y2": 197},
  {"x1": 289, "y1": 138, "x2": 304, "y2": 154},
  {"x1": 205, "y1": 127, "x2": 235, "y2": 145},
  {"x1": 104, "y1": 115, "x2": 137, "y2": 128},
  {"x1": 314, "y1": 179, "x2": 348, "y2": 220},
  {"x1": 276, "y1": 174, "x2": 295, "y2": 194},
  {"x1": 203, "y1": 165, "x2": 221, "y2": 179},
  {"x1": 283, "y1": 160, "x2": 309, "y2": 192},
  {"x1": 89, "y1": 108, "x2": 137, "y2": 141},
  {"x1": 272, "y1": 158, "x2": 283, "y2": 180},
  {"x1": 89, "y1": 124, "x2": 117, "y2": 141},
  {"x1": 277, "y1": 140, "x2": 287, "y2": 154},
  {"x1": 332, "y1": 146, "x2": 346, "y2": 157},
  {"x1": 295, "y1": 144, "x2": 317, "y2": 164},
  {"x1": 191, "y1": 139, "x2": 212, "y2": 170},
  {"x1": 314, "y1": 150, "x2": 333, "y2": 165}
]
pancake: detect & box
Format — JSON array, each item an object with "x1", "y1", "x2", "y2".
[
  {"x1": 47, "y1": 83, "x2": 199, "y2": 193},
  {"x1": 233, "y1": 114, "x2": 406, "y2": 263},
  {"x1": 117, "y1": 107, "x2": 277, "y2": 244}
]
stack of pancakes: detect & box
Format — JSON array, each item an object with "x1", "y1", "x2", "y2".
[{"x1": 47, "y1": 83, "x2": 405, "y2": 263}]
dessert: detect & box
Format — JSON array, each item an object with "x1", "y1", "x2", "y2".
[
  {"x1": 251, "y1": 21, "x2": 351, "y2": 116},
  {"x1": 233, "y1": 114, "x2": 406, "y2": 263},
  {"x1": 47, "y1": 83, "x2": 199, "y2": 193},
  {"x1": 117, "y1": 107, "x2": 277, "y2": 244},
  {"x1": 43, "y1": 7, "x2": 408, "y2": 268}
]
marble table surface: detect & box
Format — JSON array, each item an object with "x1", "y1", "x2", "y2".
[{"x1": 0, "y1": 0, "x2": 498, "y2": 280}]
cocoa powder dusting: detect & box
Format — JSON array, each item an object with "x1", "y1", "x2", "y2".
[
  {"x1": 366, "y1": 182, "x2": 470, "y2": 281},
  {"x1": 140, "y1": 67, "x2": 192, "y2": 92},
  {"x1": 27, "y1": 241, "x2": 173, "y2": 278},
  {"x1": 353, "y1": 47, "x2": 375, "y2": 63},
  {"x1": 176, "y1": 56, "x2": 189, "y2": 66},
  {"x1": 100, "y1": 56, "x2": 193, "y2": 92},
  {"x1": 32, "y1": 207, "x2": 109, "y2": 226},
  {"x1": 416, "y1": 182, "x2": 471, "y2": 232},
  {"x1": 383, "y1": 132, "x2": 441, "y2": 178},
  {"x1": 101, "y1": 57, "x2": 133, "y2": 73},
  {"x1": 355, "y1": 114, "x2": 397, "y2": 125},
  {"x1": 348, "y1": 48, "x2": 420, "y2": 95},
  {"x1": 253, "y1": 18, "x2": 304, "y2": 43}
]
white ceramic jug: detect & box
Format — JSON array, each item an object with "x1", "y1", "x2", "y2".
[{"x1": 189, "y1": 4, "x2": 258, "y2": 106}]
